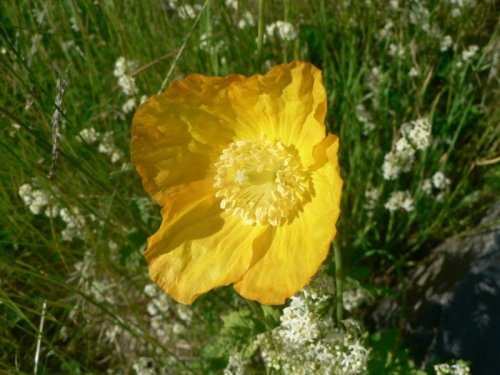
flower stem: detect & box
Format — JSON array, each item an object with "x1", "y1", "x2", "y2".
[
  {"x1": 283, "y1": 0, "x2": 290, "y2": 63},
  {"x1": 257, "y1": 0, "x2": 265, "y2": 72},
  {"x1": 333, "y1": 243, "x2": 343, "y2": 322}
]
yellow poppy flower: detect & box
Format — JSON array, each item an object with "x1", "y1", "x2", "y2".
[{"x1": 131, "y1": 61, "x2": 342, "y2": 305}]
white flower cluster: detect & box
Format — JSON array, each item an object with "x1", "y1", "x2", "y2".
[
  {"x1": 78, "y1": 127, "x2": 125, "y2": 165},
  {"x1": 343, "y1": 287, "x2": 373, "y2": 312},
  {"x1": 132, "y1": 357, "x2": 156, "y2": 375},
  {"x1": 257, "y1": 276, "x2": 369, "y2": 375},
  {"x1": 176, "y1": 3, "x2": 203, "y2": 20},
  {"x1": 237, "y1": 11, "x2": 255, "y2": 29},
  {"x1": 364, "y1": 187, "x2": 381, "y2": 211},
  {"x1": 223, "y1": 353, "x2": 247, "y2": 375},
  {"x1": 455, "y1": 45, "x2": 480, "y2": 68},
  {"x1": 19, "y1": 183, "x2": 57, "y2": 216},
  {"x1": 113, "y1": 57, "x2": 147, "y2": 114},
  {"x1": 114, "y1": 57, "x2": 137, "y2": 96},
  {"x1": 356, "y1": 104, "x2": 376, "y2": 135},
  {"x1": 448, "y1": 0, "x2": 477, "y2": 18},
  {"x1": 422, "y1": 171, "x2": 451, "y2": 201},
  {"x1": 440, "y1": 35, "x2": 454, "y2": 52},
  {"x1": 434, "y1": 360, "x2": 471, "y2": 375},
  {"x1": 388, "y1": 43, "x2": 405, "y2": 58},
  {"x1": 59, "y1": 206, "x2": 86, "y2": 241},
  {"x1": 384, "y1": 190, "x2": 415, "y2": 212},
  {"x1": 266, "y1": 21, "x2": 297, "y2": 41},
  {"x1": 19, "y1": 183, "x2": 88, "y2": 241},
  {"x1": 382, "y1": 118, "x2": 432, "y2": 180},
  {"x1": 144, "y1": 284, "x2": 193, "y2": 341}
]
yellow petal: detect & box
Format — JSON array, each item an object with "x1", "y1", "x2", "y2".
[
  {"x1": 234, "y1": 135, "x2": 342, "y2": 304},
  {"x1": 131, "y1": 74, "x2": 244, "y2": 205},
  {"x1": 144, "y1": 179, "x2": 266, "y2": 304},
  {"x1": 226, "y1": 61, "x2": 327, "y2": 166}
]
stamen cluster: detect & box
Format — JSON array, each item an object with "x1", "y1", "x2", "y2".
[{"x1": 214, "y1": 139, "x2": 311, "y2": 226}]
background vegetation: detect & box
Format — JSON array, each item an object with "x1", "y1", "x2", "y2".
[{"x1": 1, "y1": 0, "x2": 498, "y2": 373}]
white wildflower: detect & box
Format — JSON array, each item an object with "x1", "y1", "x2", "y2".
[
  {"x1": 343, "y1": 288, "x2": 372, "y2": 312},
  {"x1": 122, "y1": 97, "x2": 136, "y2": 114},
  {"x1": 132, "y1": 357, "x2": 155, "y2": 375},
  {"x1": 451, "y1": 8, "x2": 461, "y2": 18},
  {"x1": 225, "y1": 0, "x2": 238, "y2": 10},
  {"x1": 364, "y1": 188, "x2": 381, "y2": 210},
  {"x1": 266, "y1": 21, "x2": 297, "y2": 41},
  {"x1": 9, "y1": 123, "x2": 21, "y2": 137},
  {"x1": 44, "y1": 204, "x2": 60, "y2": 218},
  {"x1": 224, "y1": 353, "x2": 246, "y2": 375},
  {"x1": 378, "y1": 21, "x2": 394, "y2": 40},
  {"x1": 279, "y1": 295, "x2": 319, "y2": 346},
  {"x1": 409, "y1": 67, "x2": 420, "y2": 77},
  {"x1": 69, "y1": 16, "x2": 79, "y2": 32},
  {"x1": 18, "y1": 183, "x2": 33, "y2": 205},
  {"x1": 432, "y1": 171, "x2": 451, "y2": 189},
  {"x1": 113, "y1": 58, "x2": 125, "y2": 78},
  {"x1": 385, "y1": 190, "x2": 414, "y2": 212},
  {"x1": 382, "y1": 152, "x2": 402, "y2": 180},
  {"x1": 1, "y1": 47, "x2": 7, "y2": 54},
  {"x1": 20, "y1": 186, "x2": 51, "y2": 215},
  {"x1": 356, "y1": 104, "x2": 376, "y2": 135},
  {"x1": 407, "y1": 118, "x2": 431, "y2": 150},
  {"x1": 422, "y1": 179, "x2": 433, "y2": 194},
  {"x1": 110, "y1": 150, "x2": 124, "y2": 164},
  {"x1": 461, "y1": 45, "x2": 479, "y2": 62},
  {"x1": 434, "y1": 360, "x2": 471, "y2": 375},
  {"x1": 238, "y1": 10, "x2": 255, "y2": 29},
  {"x1": 117, "y1": 74, "x2": 137, "y2": 96},
  {"x1": 178, "y1": 4, "x2": 197, "y2": 20},
  {"x1": 440, "y1": 35, "x2": 453, "y2": 52},
  {"x1": 60, "y1": 206, "x2": 86, "y2": 241},
  {"x1": 98, "y1": 131, "x2": 116, "y2": 155},
  {"x1": 388, "y1": 43, "x2": 405, "y2": 57},
  {"x1": 140, "y1": 95, "x2": 148, "y2": 104},
  {"x1": 390, "y1": 0, "x2": 399, "y2": 9},
  {"x1": 78, "y1": 127, "x2": 99, "y2": 144}
]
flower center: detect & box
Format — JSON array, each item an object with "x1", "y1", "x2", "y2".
[{"x1": 214, "y1": 139, "x2": 312, "y2": 226}]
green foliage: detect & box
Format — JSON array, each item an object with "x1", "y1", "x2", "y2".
[{"x1": 0, "y1": 0, "x2": 497, "y2": 373}]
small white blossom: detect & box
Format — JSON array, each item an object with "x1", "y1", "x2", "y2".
[
  {"x1": 122, "y1": 97, "x2": 136, "y2": 114},
  {"x1": 225, "y1": 0, "x2": 238, "y2": 10},
  {"x1": 238, "y1": 10, "x2": 255, "y2": 29},
  {"x1": 178, "y1": 4, "x2": 200, "y2": 20},
  {"x1": 266, "y1": 21, "x2": 297, "y2": 41},
  {"x1": 69, "y1": 16, "x2": 79, "y2": 32},
  {"x1": 407, "y1": 118, "x2": 431, "y2": 150},
  {"x1": 461, "y1": 45, "x2": 479, "y2": 62},
  {"x1": 78, "y1": 127, "x2": 99, "y2": 144},
  {"x1": 440, "y1": 35, "x2": 453, "y2": 52},
  {"x1": 113, "y1": 56, "x2": 136, "y2": 78},
  {"x1": 409, "y1": 67, "x2": 419, "y2": 77},
  {"x1": 434, "y1": 360, "x2": 471, "y2": 375},
  {"x1": 132, "y1": 357, "x2": 155, "y2": 375},
  {"x1": 422, "y1": 179, "x2": 433, "y2": 194},
  {"x1": 117, "y1": 74, "x2": 137, "y2": 96},
  {"x1": 9, "y1": 123, "x2": 21, "y2": 137},
  {"x1": 388, "y1": 43, "x2": 405, "y2": 57},
  {"x1": 432, "y1": 171, "x2": 451, "y2": 189},
  {"x1": 224, "y1": 353, "x2": 246, "y2": 375},
  {"x1": 451, "y1": 8, "x2": 461, "y2": 18},
  {"x1": 364, "y1": 188, "x2": 381, "y2": 210},
  {"x1": 385, "y1": 190, "x2": 414, "y2": 212},
  {"x1": 60, "y1": 206, "x2": 86, "y2": 241}
]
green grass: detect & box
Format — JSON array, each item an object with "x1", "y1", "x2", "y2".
[{"x1": 1, "y1": 0, "x2": 498, "y2": 373}]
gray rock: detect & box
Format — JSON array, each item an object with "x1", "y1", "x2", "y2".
[{"x1": 372, "y1": 202, "x2": 500, "y2": 374}]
